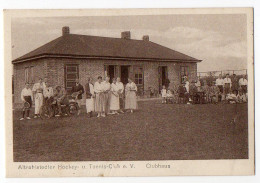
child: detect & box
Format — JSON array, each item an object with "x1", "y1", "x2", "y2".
[
  {"x1": 166, "y1": 89, "x2": 173, "y2": 104},
  {"x1": 226, "y1": 91, "x2": 237, "y2": 104},
  {"x1": 237, "y1": 90, "x2": 247, "y2": 103},
  {"x1": 161, "y1": 85, "x2": 167, "y2": 104}
]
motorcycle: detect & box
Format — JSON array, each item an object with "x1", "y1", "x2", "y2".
[{"x1": 39, "y1": 93, "x2": 79, "y2": 119}]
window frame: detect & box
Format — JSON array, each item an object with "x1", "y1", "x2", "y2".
[
  {"x1": 25, "y1": 66, "x2": 34, "y2": 84},
  {"x1": 134, "y1": 66, "x2": 144, "y2": 86},
  {"x1": 65, "y1": 64, "x2": 79, "y2": 90}
]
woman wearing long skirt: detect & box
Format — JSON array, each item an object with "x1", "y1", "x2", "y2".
[
  {"x1": 110, "y1": 78, "x2": 120, "y2": 114},
  {"x1": 94, "y1": 76, "x2": 104, "y2": 117},
  {"x1": 125, "y1": 78, "x2": 138, "y2": 113}
]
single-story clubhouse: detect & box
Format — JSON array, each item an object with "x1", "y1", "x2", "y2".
[{"x1": 12, "y1": 26, "x2": 201, "y2": 105}]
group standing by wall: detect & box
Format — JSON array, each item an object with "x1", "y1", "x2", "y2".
[{"x1": 19, "y1": 76, "x2": 138, "y2": 120}]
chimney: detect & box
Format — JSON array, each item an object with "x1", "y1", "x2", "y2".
[
  {"x1": 142, "y1": 35, "x2": 149, "y2": 41},
  {"x1": 121, "y1": 31, "x2": 131, "y2": 40},
  {"x1": 62, "y1": 26, "x2": 70, "y2": 36}
]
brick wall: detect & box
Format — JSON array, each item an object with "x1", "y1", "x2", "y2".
[
  {"x1": 13, "y1": 59, "x2": 46, "y2": 106},
  {"x1": 13, "y1": 58, "x2": 197, "y2": 106}
]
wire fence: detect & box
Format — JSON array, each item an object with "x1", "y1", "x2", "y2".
[{"x1": 197, "y1": 69, "x2": 247, "y2": 78}]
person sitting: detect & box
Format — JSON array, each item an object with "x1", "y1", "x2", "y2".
[
  {"x1": 166, "y1": 89, "x2": 173, "y2": 104},
  {"x1": 53, "y1": 85, "x2": 69, "y2": 116},
  {"x1": 178, "y1": 83, "x2": 190, "y2": 104},
  {"x1": 161, "y1": 85, "x2": 167, "y2": 104},
  {"x1": 226, "y1": 91, "x2": 237, "y2": 104},
  {"x1": 189, "y1": 81, "x2": 198, "y2": 104},
  {"x1": 209, "y1": 85, "x2": 220, "y2": 104},
  {"x1": 202, "y1": 81, "x2": 210, "y2": 103},
  {"x1": 237, "y1": 90, "x2": 247, "y2": 103},
  {"x1": 195, "y1": 79, "x2": 202, "y2": 92}
]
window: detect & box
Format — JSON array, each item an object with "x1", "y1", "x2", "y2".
[
  {"x1": 180, "y1": 66, "x2": 188, "y2": 83},
  {"x1": 65, "y1": 64, "x2": 79, "y2": 90},
  {"x1": 25, "y1": 66, "x2": 34, "y2": 84},
  {"x1": 134, "y1": 66, "x2": 143, "y2": 85}
]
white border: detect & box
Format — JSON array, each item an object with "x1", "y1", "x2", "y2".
[{"x1": 1, "y1": 0, "x2": 259, "y2": 183}]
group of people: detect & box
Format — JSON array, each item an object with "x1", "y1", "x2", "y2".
[
  {"x1": 161, "y1": 74, "x2": 248, "y2": 105},
  {"x1": 20, "y1": 76, "x2": 138, "y2": 120},
  {"x1": 86, "y1": 76, "x2": 138, "y2": 118}
]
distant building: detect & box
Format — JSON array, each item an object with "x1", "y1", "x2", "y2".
[{"x1": 12, "y1": 26, "x2": 201, "y2": 105}]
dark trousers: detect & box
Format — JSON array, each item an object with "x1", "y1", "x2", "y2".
[
  {"x1": 22, "y1": 96, "x2": 32, "y2": 118},
  {"x1": 217, "y1": 85, "x2": 223, "y2": 93}
]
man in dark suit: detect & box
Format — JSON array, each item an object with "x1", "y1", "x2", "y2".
[{"x1": 71, "y1": 78, "x2": 84, "y2": 115}]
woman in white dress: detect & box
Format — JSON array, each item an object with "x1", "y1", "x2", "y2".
[
  {"x1": 94, "y1": 76, "x2": 104, "y2": 117},
  {"x1": 110, "y1": 78, "x2": 120, "y2": 114},
  {"x1": 125, "y1": 78, "x2": 138, "y2": 113}
]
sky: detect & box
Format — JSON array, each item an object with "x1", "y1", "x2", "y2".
[{"x1": 11, "y1": 14, "x2": 247, "y2": 72}]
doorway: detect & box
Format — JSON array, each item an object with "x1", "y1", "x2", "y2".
[
  {"x1": 108, "y1": 65, "x2": 116, "y2": 83},
  {"x1": 120, "y1": 66, "x2": 130, "y2": 85},
  {"x1": 158, "y1": 66, "x2": 168, "y2": 91}
]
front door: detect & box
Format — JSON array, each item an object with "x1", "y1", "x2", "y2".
[{"x1": 120, "y1": 66, "x2": 130, "y2": 85}]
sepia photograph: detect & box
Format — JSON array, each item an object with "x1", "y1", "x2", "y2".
[{"x1": 4, "y1": 8, "x2": 254, "y2": 177}]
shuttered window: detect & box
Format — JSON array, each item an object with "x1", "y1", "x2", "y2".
[{"x1": 65, "y1": 64, "x2": 79, "y2": 90}]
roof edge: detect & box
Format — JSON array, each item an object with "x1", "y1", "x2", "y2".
[{"x1": 12, "y1": 54, "x2": 202, "y2": 64}]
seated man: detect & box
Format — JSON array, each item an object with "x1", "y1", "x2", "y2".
[
  {"x1": 226, "y1": 91, "x2": 237, "y2": 104},
  {"x1": 237, "y1": 90, "x2": 247, "y2": 103},
  {"x1": 53, "y1": 85, "x2": 69, "y2": 116},
  {"x1": 178, "y1": 83, "x2": 190, "y2": 104},
  {"x1": 189, "y1": 81, "x2": 198, "y2": 104},
  {"x1": 209, "y1": 85, "x2": 220, "y2": 104}
]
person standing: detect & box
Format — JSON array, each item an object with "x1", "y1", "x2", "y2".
[
  {"x1": 71, "y1": 78, "x2": 84, "y2": 115},
  {"x1": 43, "y1": 81, "x2": 54, "y2": 106},
  {"x1": 32, "y1": 78, "x2": 44, "y2": 118},
  {"x1": 223, "y1": 74, "x2": 232, "y2": 96},
  {"x1": 215, "y1": 74, "x2": 224, "y2": 93},
  {"x1": 20, "y1": 83, "x2": 33, "y2": 120},
  {"x1": 239, "y1": 75, "x2": 248, "y2": 94},
  {"x1": 110, "y1": 78, "x2": 120, "y2": 114},
  {"x1": 125, "y1": 78, "x2": 138, "y2": 113},
  {"x1": 94, "y1": 76, "x2": 104, "y2": 117},
  {"x1": 231, "y1": 74, "x2": 239, "y2": 95},
  {"x1": 116, "y1": 77, "x2": 125, "y2": 113},
  {"x1": 102, "y1": 76, "x2": 111, "y2": 116},
  {"x1": 85, "y1": 77, "x2": 95, "y2": 118}
]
